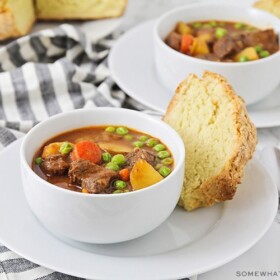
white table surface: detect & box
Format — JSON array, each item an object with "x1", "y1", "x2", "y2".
[{"x1": 120, "y1": 0, "x2": 280, "y2": 279}]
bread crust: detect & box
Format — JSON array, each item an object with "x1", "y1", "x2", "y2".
[{"x1": 164, "y1": 71, "x2": 257, "y2": 211}]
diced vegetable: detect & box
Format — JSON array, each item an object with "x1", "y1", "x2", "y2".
[
  {"x1": 133, "y1": 141, "x2": 144, "y2": 148},
  {"x1": 255, "y1": 45, "x2": 263, "y2": 53},
  {"x1": 98, "y1": 142, "x2": 133, "y2": 154},
  {"x1": 111, "y1": 154, "x2": 126, "y2": 165},
  {"x1": 116, "y1": 127, "x2": 128, "y2": 135},
  {"x1": 192, "y1": 22, "x2": 202, "y2": 28},
  {"x1": 209, "y1": 21, "x2": 217, "y2": 27},
  {"x1": 235, "y1": 47, "x2": 259, "y2": 62},
  {"x1": 106, "y1": 162, "x2": 119, "y2": 171},
  {"x1": 161, "y1": 157, "x2": 174, "y2": 165},
  {"x1": 82, "y1": 188, "x2": 89, "y2": 193},
  {"x1": 113, "y1": 190, "x2": 123, "y2": 194},
  {"x1": 102, "y1": 152, "x2": 112, "y2": 162},
  {"x1": 189, "y1": 37, "x2": 209, "y2": 56},
  {"x1": 130, "y1": 159, "x2": 163, "y2": 190},
  {"x1": 146, "y1": 138, "x2": 158, "y2": 147},
  {"x1": 215, "y1": 28, "x2": 228, "y2": 39},
  {"x1": 176, "y1": 21, "x2": 192, "y2": 35},
  {"x1": 34, "y1": 157, "x2": 43, "y2": 165},
  {"x1": 153, "y1": 144, "x2": 165, "y2": 152},
  {"x1": 72, "y1": 141, "x2": 101, "y2": 164},
  {"x1": 159, "y1": 166, "x2": 172, "y2": 177},
  {"x1": 180, "y1": 34, "x2": 194, "y2": 54},
  {"x1": 124, "y1": 134, "x2": 133, "y2": 141},
  {"x1": 234, "y1": 22, "x2": 245, "y2": 29},
  {"x1": 259, "y1": 50, "x2": 270, "y2": 58},
  {"x1": 239, "y1": 56, "x2": 249, "y2": 62},
  {"x1": 59, "y1": 142, "x2": 73, "y2": 155},
  {"x1": 115, "y1": 180, "x2": 127, "y2": 189},
  {"x1": 157, "y1": 151, "x2": 170, "y2": 159},
  {"x1": 42, "y1": 142, "x2": 64, "y2": 158},
  {"x1": 105, "y1": 126, "x2": 115, "y2": 133},
  {"x1": 138, "y1": 135, "x2": 148, "y2": 142},
  {"x1": 119, "y1": 168, "x2": 130, "y2": 181}
]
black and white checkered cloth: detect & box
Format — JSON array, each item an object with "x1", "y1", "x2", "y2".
[{"x1": 0, "y1": 24, "x2": 168, "y2": 280}]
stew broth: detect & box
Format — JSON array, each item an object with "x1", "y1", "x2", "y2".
[{"x1": 32, "y1": 126, "x2": 174, "y2": 194}]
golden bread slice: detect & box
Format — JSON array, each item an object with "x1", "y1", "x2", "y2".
[
  {"x1": 0, "y1": 0, "x2": 35, "y2": 40},
  {"x1": 163, "y1": 71, "x2": 257, "y2": 211},
  {"x1": 254, "y1": 0, "x2": 280, "y2": 18},
  {"x1": 35, "y1": 0, "x2": 127, "y2": 20}
]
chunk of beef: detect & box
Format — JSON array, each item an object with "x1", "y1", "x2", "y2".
[
  {"x1": 42, "y1": 154, "x2": 70, "y2": 175},
  {"x1": 69, "y1": 160, "x2": 118, "y2": 194},
  {"x1": 165, "y1": 31, "x2": 182, "y2": 51},
  {"x1": 241, "y1": 29, "x2": 279, "y2": 54},
  {"x1": 213, "y1": 35, "x2": 244, "y2": 58},
  {"x1": 125, "y1": 149, "x2": 157, "y2": 169}
]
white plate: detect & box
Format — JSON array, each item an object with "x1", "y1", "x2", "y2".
[
  {"x1": 0, "y1": 138, "x2": 278, "y2": 280},
  {"x1": 109, "y1": 21, "x2": 280, "y2": 128},
  {"x1": 32, "y1": 18, "x2": 122, "y2": 42}
]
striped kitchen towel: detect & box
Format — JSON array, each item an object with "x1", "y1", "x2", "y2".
[{"x1": 0, "y1": 24, "x2": 165, "y2": 280}]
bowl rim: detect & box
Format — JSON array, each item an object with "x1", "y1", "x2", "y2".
[
  {"x1": 154, "y1": 2, "x2": 280, "y2": 67},
  {"x1": 20, "y1": 107, "x2": 185, "y2": 198}
]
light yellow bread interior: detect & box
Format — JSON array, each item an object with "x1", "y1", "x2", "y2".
[
  {"x1": 163, "y1": 71, "x2": 257, "y2": 211},
  {"x1": 254, "y1": 0, "x2": 280, "y2": 18},
  {"x1": 0, "y1": 0, "x2": 35, "y2": 40},
  {"x1": 35, "y1": 0, "x2": 127, "y2": 20}
]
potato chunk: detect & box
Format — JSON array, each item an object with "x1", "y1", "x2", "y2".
[
  {"x1": 130, "y1": 159, "x2": 163, "y2": 190},
  {"x1": 42, "y1": 142, "x2": 63, "y2": 158}
]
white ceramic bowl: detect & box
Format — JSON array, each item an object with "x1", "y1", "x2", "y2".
[
  {"x1": 154, "y1": 3, "x2": 280, "y2": 105},
  {"x1": 20, "y1": 108, "x2": 185, "y2": 244}
]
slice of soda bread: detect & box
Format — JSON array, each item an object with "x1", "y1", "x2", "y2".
[
  {"x1": 0, "y1": 0, "x2": 35, "y2": 40},
  {"x1": 163, "y1": 71, "x2": 257, "y2": 211},
  {"x1": 35, "y1": 0, "x2": 127, "y2": 20}
]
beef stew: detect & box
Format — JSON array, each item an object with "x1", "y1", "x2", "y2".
[
  {"x1": 165, "y1": 20, "x2": 279, "y2": 62},
  {"x1": 32, "y1": 126, "x2": 174, "y2": 194}
]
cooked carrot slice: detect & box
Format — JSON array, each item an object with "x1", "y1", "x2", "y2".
[
  {"x1": 72, "y1": 141, "x2": 102, "y2": 164},
  {"x1": 119, "y1": 168, "x2": 130, "y2": 182},
  {"x1": 180, "y1": 34, "x2": 194, "y2": 54}
]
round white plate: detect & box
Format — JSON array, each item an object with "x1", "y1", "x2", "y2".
[
  {"x1": 0, "y1": 138, "x2": 278, "y2": 280},
  {"x1": 109, "y1": 21, "x2": 280, "y2": 128},
  {"x1": 32, "y1": 17, "x2": 122, "y2": 42}
]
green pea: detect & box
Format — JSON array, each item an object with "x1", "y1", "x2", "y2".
[
  {"x1": 209, "y1": 21, "x2": 217, "y2": 27},
  {"x1": 157, "y1": 150, "x2": 170, "y2": 159},
  {"x1": 255, "y1": 45, "x2": 263, "y2": 53},
  {"x1": 113, "y1": 190, "x2": 123, "y2": 194},
  {"x1": 34, "y1": 157, "x2": 43, "y2": 165},
  {"x1": 105, "y1": 126, "x2": 115, "y2": 133},
  {"x1": 239, "y1": 55, "x2": 249, "y2": 62},
  {"x1": 234, "y1": 22, "x2": 245, "y2": 29},
  {"x1": 116, "y1": 127, "x2": 128, "y2": 135},
  {"x1": 146, "y1": 138, "x2": 158, "y2": 147},
  {"x1": 192, "y1": 22, "x2": 202, "y2": 28},
  {"x1": 139, "y1": 135, "x2": 148, "y2": 142},
  {"x1": 161, "y1": 157, "x2": 174, "y2": 165},
  {"x1": 106, "y1": 162, "x2": 119, "y2": 171},
  {"x1": 159, "y1": 166, "x2": 171, "y2": 177},
  {"x1": 124, "y1": 134, "x2": 133, "y2": 141},
  {"x1": 133, "y1": 141, "x2": 144, "y2": 148},
  {"x1": 102, "y1": 152, "x2": 112, "y2": 162},
  {"x1": 59, "y1": 142, "x2": 73, "y2": 155},
  {"x1": 153, "y1": 144, "x2": 165, "y2": 152},
  {"x1": 155, "y1": 163, "x2": 163, "y2": 170},
  {"x1": 259, "y1": 50, "x2": 270, "y2": 58},
  {"x1": 202, "y1": 23, "x2": 212, "y2": 28},
  {"x1": 115, "y1": 180, "x2": 127, "y2": 189},
  {"x1": 215, "y1": 28, "x2": 228, "y2": 39},
  {"x1": 111, "y1": 154, "x2": 126, "y2": 165}
]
